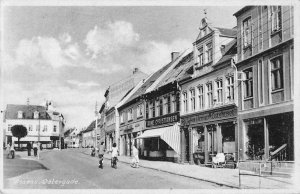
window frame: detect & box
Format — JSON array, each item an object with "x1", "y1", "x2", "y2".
[
  {"x1": 183, "y1": 92, "x2": 188, "y2": 112},
  {"x1": 243, "y1": 67, "x2": 254, "y2": 99},
  {"x1": 270, "y1": 55, "x2": 284, "y2": 91},
  {"x1": 226, "y1": 76, "x2": 234, "y2": 102},
  {"x1": 197, "y1": 85, "x2": 204, "y2": 110},
  {"x1": 216, "y1": 79, "x2": 223, "y2": 104},
  {"x1": 190, "y1": 88, "x2": 196, "y2": 111},
  {"x1": 271, "y1": 6, "x2": 282, "y2": 33},
  {"x1": 206, "y1": 82, "x2": 213, "y2": 108},
  {"x1": 242, "y1": 16, "x2": 252, "y2": 49}
]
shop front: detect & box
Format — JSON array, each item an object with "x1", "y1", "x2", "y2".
[
  {"x1": 120, "y1": 120, "x2": 145, "y2": 157},
  {"x1": 137, "y1": 112, "x2": 181, "y2": 162},
  {"x1": 105, "y1": 124, "x2": 115, "y2": 151},
  {"x1": 181, "y1": 105, "x2": 237, "y2": 166}
]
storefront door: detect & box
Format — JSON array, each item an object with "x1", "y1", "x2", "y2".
[
  {"x1": 207, "y1": 126, "x2": 217, "y2": 161},
  {"x1": 184, "y1": 129, "x2": 190, "y2": 162}
]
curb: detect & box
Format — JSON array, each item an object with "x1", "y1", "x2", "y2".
[{"x1": 79, "y1": 150, "x2": 239, "y2": 189}]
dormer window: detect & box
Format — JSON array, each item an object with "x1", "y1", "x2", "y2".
[
  {"x1": 34, "y1": 111, "x2": 39, "y2": 119},
  {"x1": 18, "y1": 111, "x2": 23, "y2": 119},
  {"x1": 205, "y1": 42, "x2": 213, "y2": 63}
]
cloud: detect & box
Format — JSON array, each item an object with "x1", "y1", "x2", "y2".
[
  {"x1": 67, "y1": 80, "x2": 100, "y2": 87},
  {"x1": 84, "y1": 21, "x2": 140, "y2": 58}
]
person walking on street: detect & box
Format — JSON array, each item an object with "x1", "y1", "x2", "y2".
[
  {"x1": 27, "y1": 142, "x2": 32, "y2": 156},
  {"x1": 37, "y1": 142, "x2": 41, "y2": 159},
  {"x1": 33, "y1": 142, "x2": 38, "y2": 157},
  {"x1": 6, "y1": 143, "x2": 11, "y2": 158},
  {"x1": 131, "y1": 144, "x2": 139, "y2": 168},
  {"x1": 97, "y1": 142, "x2": 106, "y2": 169},
  {"x1": 111, "y1": 143, "x2": 118, "y2": 168},
  {"x1": 10, "y1": 142, "x2": 15, "y2": 159}
]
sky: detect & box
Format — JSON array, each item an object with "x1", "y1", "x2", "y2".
[{"x1": 1, "y1": 4, "x2": 242, "y2": 129}]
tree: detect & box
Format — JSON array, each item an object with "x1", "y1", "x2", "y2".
[{"x1": 11, "y1": 125, "x2": 28, "y2": 149}]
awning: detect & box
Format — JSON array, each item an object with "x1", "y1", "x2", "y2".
[{"x1": 136, "y1": 123, "x2": 180, "y2": 155}]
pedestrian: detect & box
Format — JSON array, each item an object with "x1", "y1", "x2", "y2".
[
  {"x1": 37, "y1": 142, "x2": 41, "y2": 159},
  {"x1": 111, "y1": 143, "x2": 118, "y2": 168},
  {"x1": 33, "y1": 141, "x2": 38, "y2": 157},
  {"x1": 10, "y1": 142, "x2": 15, "y2": 159},
  {"x1": 27, "y1": 142, "x2": 32, "y2": 156},
  {"x1": 6, "y1": 143, "x2": 11, "y2": 158},
  {"x1": 97, "y1": 142, "x2": 106, "y2": 169},
  {"x1": 131, "y1": 144, "x2": 139, "y2": 168}
]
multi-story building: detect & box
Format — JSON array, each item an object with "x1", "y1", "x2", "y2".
[
  {"x1": 103, "y1": 68, "x2": 148, "y2": 151},
  {"x1": 3, "y1": 103, "x2": 65, "y2": 149},
  {"x1": 117, "y1": 60, "x2": 173, "y2": 157},
  {"x1": 234, "y1": 6, "x2": 294, "y2": 161},
  {"x1": 180, "y1": 16, "x2": 238, "y2": 165},
  {"x1": 137, "y1": 50, "x2": 192, "y2": 162}
]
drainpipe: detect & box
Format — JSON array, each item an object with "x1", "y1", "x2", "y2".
[{"x1": 231, "y1": 59, "x2": 240, "y2": 166}]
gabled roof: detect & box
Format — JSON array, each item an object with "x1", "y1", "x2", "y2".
[
  {"x1": 156, "y1": 51, "x2": 194, "y2": 89},
  {"x1": 5, "y1": 104, "x2": 51, "y2": 120},
  {"x1": 83, "y1": 119, "x2": 100, "y2": 133},
  {"x1": 213, "y1": 39, "x2": 237, "y2": 67},
  {"x1": 122, "y1": 61, "x2": 173, "y2": 106}
]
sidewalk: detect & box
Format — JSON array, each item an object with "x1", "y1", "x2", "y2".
[{"x1": 79, "y1": 148, "x2": 295, "y2": 189}]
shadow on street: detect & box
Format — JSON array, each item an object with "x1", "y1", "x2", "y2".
[{"x1": 3, "y1": 154, "x2": 49, "y2": 179}]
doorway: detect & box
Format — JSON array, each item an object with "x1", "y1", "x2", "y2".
[
  {"x1": 207, "y1": 125, "x2": 217, "y2": 162},
  {"x1": 184, "y1": 128, "x2": 190, "y2": 162}
]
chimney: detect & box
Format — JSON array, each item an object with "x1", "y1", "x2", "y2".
[
  {"x1": 171, "y1": 52, "x2": 180, "y2": 61},
  {"x1": 133, "y1": 67, "x2": 139, "y2": 74}
]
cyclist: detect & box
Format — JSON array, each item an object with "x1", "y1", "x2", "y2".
[
  {"x1": 111, "y1": 143, "x2": 118, "y2": 168},
  {"x1": 97, "y1": 142, "x2": 105, "y2": 169}
]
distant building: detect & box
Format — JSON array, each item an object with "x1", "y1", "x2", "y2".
[{"x1": 3, "y1": 104, "x2": 65, "y2": 148}]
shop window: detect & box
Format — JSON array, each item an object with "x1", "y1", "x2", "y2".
[
  {"x1": 206, "y1": 83, "x2": 213, "y2": 108},
  {"x1": 221, "y1": 123, "x2": 235, "y2": 156},
  {"x1": 226, "y1": 76, "x2": 234, "y2": 101},
  {"x1": 190, "y1": 89, "x2": 195, "y2": 111},
  {"x1": 271, "y1": 6, "x2": 282, "y2": 33},
  {"x1": 183, "y1": 92, "x2": 188, "y2": 112},
  {"x1": 197, "y1": 85, "x2": 204, "y2": 110},
  {"x1": 245, "y1": 119, "x2": 265, "y2": 160},
  {"x1": 242, "y1": 17, "x2": 252, "y2": 49},
  {"x1": 243, "y1": 68, "x2": 253, "y2": 98},
  {"x1": 270, "y1": 56, "x2": 283, "y2": 91}
]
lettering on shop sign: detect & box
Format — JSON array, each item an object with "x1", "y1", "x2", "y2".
[
  {"x1": 146, "y1": 112, "x2": 179, "y2": 127},
  {"x1": 181, "y1": 108, "x2": 237, "y2": 126}
]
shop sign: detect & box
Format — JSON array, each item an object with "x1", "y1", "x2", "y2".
[
  {"x1": 181, "y1": 107, "x2": 237, "y2": 126},
  {"x1": 146, "y1": 112, "x2": 179, "y2": 127}
]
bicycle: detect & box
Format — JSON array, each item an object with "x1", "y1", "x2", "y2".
[{"x1": 111, "y1": 156, "x2": 118, "y2": 169}]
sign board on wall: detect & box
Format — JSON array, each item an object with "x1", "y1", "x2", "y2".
[{"x1": 146, "y1": 112, "x2": 179, "y2": 127}]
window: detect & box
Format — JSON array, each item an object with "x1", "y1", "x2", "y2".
[
  {"x1": 243, "y1": 68, "x2": 253, "y2": 98},
  {"x1": 34, "y1": 111, "x2": 39, "y2": 119},
  {"x1": 53, "y1": 125, "x2": 57, "y2": 132},
  {"x1": 206, "y1": 42, "x2": 213, "y2": 63},
  {"x1": 167, "y1": 95, "x2": 171, "y2": 114},
  {"x1": 206, "y1": 83, "x2": 213, "y2": 107},
  {"x1": 198, "y1": 47, "x2": 204, "y2": 66},
  {"x1": 36, "y1": 125, "x2": 40, "y2": 131},
  {"x1": 226, "y1": 76, "x2": 234, "y2": 101},
  {"x1": 243, "y1": 17, "x2": 252, "y2": 48},
  {"x1": 164, "y1": 96, "x2": 170, "y2": 115},
  {"x1": 158, "y1": 99, "x2": 163, "y2": 116},
  {"x1": 216, "y1": 80, "x2": 223, "y2": 103},
  {"x1": 120, "y1": 112, "x2": 124, "y2": 123},
  {"x1": 271, "y1": 6, "x2": 282, "y2": 32},
  {"x1": 8, "y1": 124, "x2": 12, "y2": 131},
  {"x1": 137, "y1": 104, "x2": 143, "y2": 118},
  {"x1": 172, "y1": 94, "x2": 177, "y2": 113},
  {"x1": 28, "y1": 124, "x2": 33, "y2": 131},
  {"x1": 146, "y1": 103, "x2": 149, "y2": 119},
  {"x1": 190, "y1": 89, "x2": 195, "y2": 111},
  {"x1": 18, "y1": 111, "x2": 23, "y2": 119},
  {"x1": 258, "y1": 60, "x2": 264, "y2": 104},
  {"x1": 183, "y1": 92, "x2": 188, "y2": 112},
  {"x1": 43, "y1": 125, "x2": 48, "y2": 132},
  {"x1": 128, "y1": 108, "x2": 133, "y2": 121},
  {"x1": 258, "y1": 6, "x2": 263, "y2": 50},
  {"x1": 271, "y1": 56, "x2": 283, "y2": 91},
  {"x1": 151, "y1": 101, "x2": 156, "y2": 118},
  {"x1": 198, "y1": 85, "x2": 204, "y2": 109}
]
